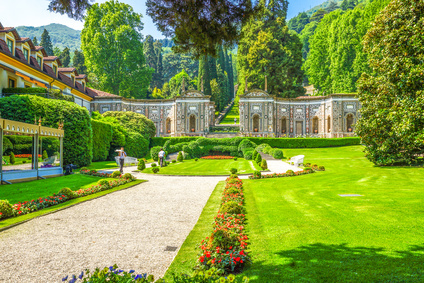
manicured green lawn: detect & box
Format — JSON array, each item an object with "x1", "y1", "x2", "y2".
[
  {"x1": 85, "y1": 161, "x2": 119, "y2": 170},
  {"x1": 242, "y1": 145, "x2": 424, "y2": 282},
  {"x1": 165, "y1": 146, "x2": 424, "y2": 282},
  {"x1": 0, "y1": 174, "x2": 114, "y2": 204},
  {"x1": 142, "y1": 158, "x2": 261, "y2": 175},
  {"x1": 220, "y1": 102, "x2": 239, "y2": 125}
]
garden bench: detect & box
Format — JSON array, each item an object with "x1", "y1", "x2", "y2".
[
  {"x1": 114, "y1": 156, "x2": 139, "y2": 167},
  {"x1": 289, "y1": 155, "x2": 304, "y2": 167},
  {"x1": 42, "y1": 155, "x2": 57, "y2": 166}
]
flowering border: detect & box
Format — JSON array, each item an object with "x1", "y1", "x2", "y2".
[
  {"x1": 0, "y1": 173, "x2": 136, "y2": 220},
  {"x1": 197, "y1": 176, "x2": 250, "y2": 274}
]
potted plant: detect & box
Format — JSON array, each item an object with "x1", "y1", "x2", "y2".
[
  {"x1": 254, "y1": 128, "x2": 258, "y2": 132},
  {"x1": 314, "y1": 129, "x2": 318, "y2": 134},
  {"x1": 348, "y1": 127, "x2": 352, "y2": 132}
]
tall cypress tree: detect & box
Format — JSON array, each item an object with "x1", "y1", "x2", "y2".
[
  {"x1": 32, "y1": 36, "x2": 39, "y2": 46},
  {"x1": 73, "y1": 49, "x2": 87, "y2": 74},
  {"x1": 144, "y1": 35, "x2": 157, "y2": 70},
  {"x1": 40, "y1": 29, "x2": 54, "y2": 56},
  {"x1": 228, "y1": 53, "x2": 235, "y2": 99},
  {"x1": 198, "y1": 55, "x2": 211, "y2": 97},
  {"x1": 153, "y1": 40, "x2": 164, "y2": 88},
  {"x1": 208, "y1": 56, "x2": 218, "y2": 82}
]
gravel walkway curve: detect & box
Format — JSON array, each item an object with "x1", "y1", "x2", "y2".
[{"x1": 0, "y1": 168, "x2": 224, "y2": 282}]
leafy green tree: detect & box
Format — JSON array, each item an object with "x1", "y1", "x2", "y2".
[
  {"x1": 40, "y1": 29, "x2": 54, "y2": 56},
  {"x1": 81, "y1": 0, "x2": 153, "y2": 99},
  {"x1": 356, "y1": 0, "x2": 424, "y2": 165},
  {"x1": 238, "y1": 0, "x2": 304, "y2": 98},
  {"x1": 9, "y1": 152, "x2": 15, "y2": 165},
  {"x1": 304, "y1": 0, "x2": 390, "y2": 94},
  {"x1": 162, "y1": 51, "x2": 199, "y2": 82},
  {"x1": 168, "y1": 69, "x2": 194, "y2": 98},
  {"x1": 146, "y1": 0, "x2": 260, "y2": 57},
  {"x1": 227, "y1": 53, "x2": 235, "y2": 99},
  {"x1": 48, "y1": 0, "x2": 93, "y2": 20},
  {"x1": 72, "y1": 49, "x2": 87, "y2": 74},
  {"x1": 208, "y1": 56, "x2": 218, "y2": 82},
  {"x1": 58, "y1": 47, "x2": 71, "y2": 67},
  {"x1": 299, "y1": 21, "x2": 318, "y2": 60},
  {"x1": 53, "y1": 46, "x2": 61, "y2": 57}
]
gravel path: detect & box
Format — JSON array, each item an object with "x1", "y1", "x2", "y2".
[{"x1": 0, "y1": 168, "x2": 224, "y2": 282}]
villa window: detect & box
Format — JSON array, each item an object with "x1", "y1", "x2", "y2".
[
  {"x1": 37, "y1": 56, "x2": 42, "y2": 67},
  {"x1": 23, "y1": 48, "x2": 29, "y2": 61},
  {"x1": 8, "y1": 78, "x2": 16, "y2": 88},
  {"x1": 6, "y1": 38, "x2": 14, "y2": 53}
]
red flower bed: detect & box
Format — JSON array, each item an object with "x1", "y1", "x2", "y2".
[
  {"x1": 13, "y1": 154, "x2": 42, "y2": 158},
  {"x1": 197, "y1": 176, "x2": 250, "y2": 273},
  {"x1": 200, "y1": 156, "x2": 234, "y2": 160}
]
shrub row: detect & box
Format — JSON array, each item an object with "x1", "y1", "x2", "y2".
[
  {"x1": 150, "y1": 137, "x2": 201, "y2": 147},
  {"x1": 246, "y1": 137, "x2": 361, "y2": 148},
  {"x1": 0, "y1": 172, "x2": 136, "y2": 220},
  {"x1": 255, "y1": 143, "x2": 284, "y2": 160},
  {"x1": 197, "y1": 176, "x2": 250, "y2": 275}
]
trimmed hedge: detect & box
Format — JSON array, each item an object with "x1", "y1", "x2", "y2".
[
  {"x1": 2, "y1": 87, "x2": 74, "y2": 102},
  {"x1": 247, "y1": 137, "x2": 361, "y2": 148},
  {"x1": 0, "y1": 95, "x2": 92, "y2": 166},
  {"x1": 91, "y1": 119, "x2": 113, "y2": 162},
  {"x1": 150, "y1": 137, "x2": 201, "y2": 147},
  {"x1": 125, "y1": 131, "x2": 149, "y2": 158},
  {"x1": 102, "y1": 111, "x2": 156, "y2": 139},
  {"x1": 150, "y1": 146, "x2": 162, "y2": 161}
]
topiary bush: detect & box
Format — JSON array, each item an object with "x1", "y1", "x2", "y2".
[
  {"x1": 9, "y1": 152, "x2": 15, "y2": 165},
  {"x1": 261, "y1": 159, "x2": 268, "y2": 170},
  {"x1": 272, "y1": 149, "x2": 284, "y2": 159},
  {"x1": 124, "y1": 131, "x2": 149, "y2": 158},
  {"x1": 0, "y1": 200, "x2": 14, "y2": 219},
  {"x1": 184, "y1": 152, "x2": 192, "y2": 160},
  {"x1": 286, "y1": 170, "x2": 295, "y2": 176},
  {"x1": 255, "y1": 153, "x2": 262, "y2": 165},
  {"x1": 137, "y1": 159, "x2": 146, "y2": 171},
  {"x1": 234, "y1": 157, "x2": 238, "y2": 161},
  {"x1": 252, "y1": 150, "x2": 258, "y2": 160},
  {"x1": 303, "y1": 167, "x2": 313, "y2": 172},
  {"x1": 243, "y1": 150, "x2": 253, "y2": 160},
  {"x1": 123, "y1": 173, "x2": 134, "y2": 180},
  {"x1": 230, "y1": 168, "x2": 238, "y2": 174},
  {"x1": 98, "y1": 179, "x2": 111, "y2": 189},
  {"x1": 220, "y1": 201, "x2": 245, "y2": 215},
  {"x1": 152, "y1": 167, "x2": 160, "y2": 173},
  {"x1": 111, "y1": 171, "x2": 121, "y2": 178},
  {"x1": 151, "y1": 163, "x2": 157, "y2": 167},
  {"x1": 319, "y1": 165, "x2": 325, "y2": 171},
  {"x1": 177, "y1": 151, "x2": 184, "y2": 162},
  {"x1": 253, "y1": 170, "x2": 261, "y2": 179},
  {"x1": 195, "y1": 158, "x2": 198, "y2": 161},
  {"x1": 102, "y1": 111, "x2": 156, "y2": 140},
  {"x1": 58, "y1": 187, "x2": 75, "y2": 199},
  {"x1": 172, "y1": 159, "x2": 176, "y2": 163}
]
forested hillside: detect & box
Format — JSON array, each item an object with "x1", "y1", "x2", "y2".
[{"x1": 15, "y1": 24, "x2": 81, "y2": 51}]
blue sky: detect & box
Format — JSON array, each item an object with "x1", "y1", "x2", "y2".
[{"x1": 0, "y1": 0, "x2": 326, "y2": 39}]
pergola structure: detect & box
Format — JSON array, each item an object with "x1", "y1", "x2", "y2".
[{"x1": 0, "y1": 118, "x2": 64, "y2": 184}]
